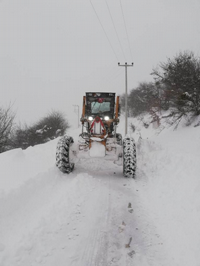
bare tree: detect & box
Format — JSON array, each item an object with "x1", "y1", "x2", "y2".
[
  {"x1": 121, "y1": 82, "x2": 160, "y2": 117},
  {"x1": 0, "y1": 105, "x2": 15, "y2": 152},
  {"x1": 152, "y1": 51, "x2": 200, "y2": 115}
]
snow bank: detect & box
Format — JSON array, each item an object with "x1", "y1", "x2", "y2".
[
  {"x1": 136, "y1": 125, "x2": 200, "y2": 265},
  {"x1": 0, "y1": 138, "x2": 58, "y2": 194}
]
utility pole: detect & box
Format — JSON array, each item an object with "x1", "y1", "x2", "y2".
[
  {"x1": 118, "y1": 62, "x2": 134, "y2": 135},
  {"x1": 73, "y1": 105, "x2": 79, "y2": 128}
]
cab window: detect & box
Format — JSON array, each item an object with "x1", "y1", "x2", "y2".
[{"x1": 91, "y1": 101, "x2": 110, "y2": 114}]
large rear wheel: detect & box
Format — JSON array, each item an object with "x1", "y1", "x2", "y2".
[
  {"x1": 56, "y1": 135, "x2": 74, "y2": 173},
  {"x1": 123, "y1": 137, "x2": 136, "y2": 178}
]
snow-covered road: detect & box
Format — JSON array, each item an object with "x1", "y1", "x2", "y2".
[
  {"x1": 1, "y1": 119, "x2": 200, "y2": 265},
  {"x1": 0, "y1": 138, "x2": 167, "y2": 266}
]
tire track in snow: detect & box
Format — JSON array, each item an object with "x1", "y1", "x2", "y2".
[
  {"x1": 71, "y1": 160, "x2": 139, "y2": 266},
  {"x1": 69, "y1": 173, "x2": 111, "y2": 266},
  {"x1": 1, "y1": 152, "x2": 169, "y2": 266}
]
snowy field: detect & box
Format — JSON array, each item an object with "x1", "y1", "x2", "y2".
[{"x1": 0, "y1": 115, "x2": 200, "y2": 266}]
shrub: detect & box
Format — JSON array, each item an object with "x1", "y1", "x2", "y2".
[{"x1": 12, "y1": 111, "x2": 69, "y2": 149}]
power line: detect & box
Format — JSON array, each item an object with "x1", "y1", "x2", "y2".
[
  {"x1": 119, "y1": 0, "x2": 133, "y2": 61},
  {"x1": 102, "y1": 67, "x2": 123, "y2": 86},
  {"x1": 105, "y1": 0, "x2": 126, "y2": 61},
  {"x1": 90, "y1": 0, "x2": 119, "y2": 61},
  {"x1": 106, "y1": 68, "x2": 124, "y2": 86}
]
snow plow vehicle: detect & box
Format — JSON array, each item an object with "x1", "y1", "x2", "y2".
[{"x1": 56, "y1": 92, "x2": 136, "y2": 177}]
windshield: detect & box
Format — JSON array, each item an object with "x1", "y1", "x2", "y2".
[{"x1": 91, "y1": 101, "x2": 110, "y2": 114}]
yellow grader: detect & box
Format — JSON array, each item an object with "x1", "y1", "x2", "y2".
[{"x1": 56, "y1": 92, "x2": 136, "y2": 177}]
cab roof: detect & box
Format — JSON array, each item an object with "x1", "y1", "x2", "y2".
[{"x1": 86, "y1": 92, "x2": 115, "y2": 98}]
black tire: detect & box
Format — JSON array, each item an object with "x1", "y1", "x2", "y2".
[
  {"x1": 123, "y1": 137, "x2": 136, "y2": 178},
  {"x1": 116, "y1": 133, "x2": 122, "y2": 145},
  {"x1": 56, "y1": 135, "x2": 74, "y2": 173}
]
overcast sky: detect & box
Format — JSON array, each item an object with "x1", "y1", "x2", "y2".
[{"x1": 1, "y1": 0, "x2": 200, "y2": 127}]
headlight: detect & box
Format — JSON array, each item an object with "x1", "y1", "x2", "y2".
[
  {"x1": 104, "y1": 116, "x2": 109, "y2": 121},
  {"x1": 88, "y1": 116, "x2": 93, "y2": 121}
]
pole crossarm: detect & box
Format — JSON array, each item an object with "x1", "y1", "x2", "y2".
[
  {"x1": 118, "y1": 62, "x2": 134, "y2": 135},
  {"x1": 118, "y1": 62, "x2": 134, "y2": 67}
]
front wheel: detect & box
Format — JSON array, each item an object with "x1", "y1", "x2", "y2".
[
  {"x1": 56, "y1": 135, "x2": 74, "y2": 173},
  {"x1": 123, "y1": 137, "x2": 136, "y2": 178}
]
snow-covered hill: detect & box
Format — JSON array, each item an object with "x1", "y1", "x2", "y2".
[{"x1": 0, "y1": 116, "x2": 200, "y2": 266}]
